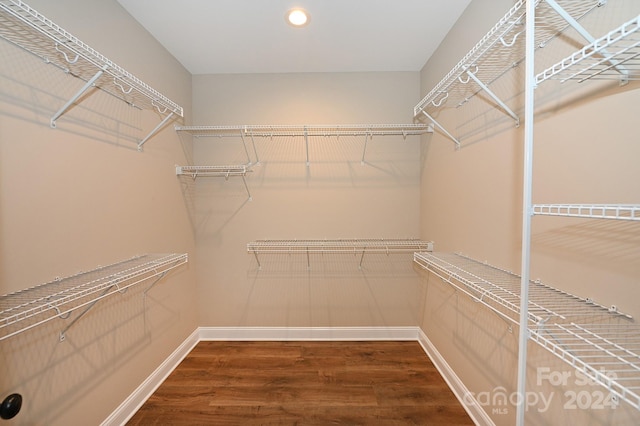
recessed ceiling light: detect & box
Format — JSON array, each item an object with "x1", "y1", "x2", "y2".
[{"x1": 286, "y1": 8, "x2": 310, "y2": 27}]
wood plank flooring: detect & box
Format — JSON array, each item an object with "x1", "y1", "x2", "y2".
[{"x1": 127, "y1": 341, "x2": 473, "y2": 425}]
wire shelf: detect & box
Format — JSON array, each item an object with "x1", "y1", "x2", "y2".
[
  {"x1": 0, "y1": 253, "x2": 187, "y2": 341},
  {"x1": 413, "y1": 252, "x2": 628, "y2": 326},
  {"x1": 176, "y1": 164, "x2": 253, "y2": 199},
  {"x1": 413, "y1": 0, "x2": 605, "y2": 147},
  {"x1": 536, "y1": 14, "x2": 640, "y2": 84},
  {"x1": 414, "y1": 0, "x2": 604, "y2": 116},
  {"x1": 248, "y1": 239, "x2": 432, "y2": 270},
  {"x1": 176, "y1": 164, "x2": 252, "y2": 178},
  {"x1": 533, "y1": 204, "x2": 640, "y2": 221},
  {"x1": 0, "y1": 0, "x2": 182, "y2": 149},
  {"x1": 175, "y1": 124, "x2": 432, "y2": 138},
  {"x1": 248, "y1": 238, "x2": 433, "y2": 254},
  {"x1": 530, "y1": 322, "x2": 640, "y2": 411}
]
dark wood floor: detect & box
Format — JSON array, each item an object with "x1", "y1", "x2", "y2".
[{"x1": 127, "y1": 341, "x2": 473, "y2": 425}]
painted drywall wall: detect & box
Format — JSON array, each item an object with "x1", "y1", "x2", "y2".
[
  {"x1": 418, "y1": 0, "x2": 640, "y2": 424},
  {"x1": 0, "y1": 0, "x2": 197, "y2": 424},
  {"x1": 190, "y1": 72, "x2": 425, "y2": 328}
]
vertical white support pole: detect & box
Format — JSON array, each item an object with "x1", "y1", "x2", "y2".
[{"x1": 516, "y1": 1, "x2": 536, "y2": 425}]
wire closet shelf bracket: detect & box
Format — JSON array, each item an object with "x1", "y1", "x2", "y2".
[{"x1": 0, "y1": 0, "x2": 184, "y2": 151}]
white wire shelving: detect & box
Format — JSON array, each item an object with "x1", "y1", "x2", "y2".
[
  {"x1": 413, "y1": 0, "x2": 606, "y2": 147},
  {"x1": 0, "y1": 253, "x2": 187, "y2": 342},
  {"x1": 175, "y1": 164, "x2": 253, "y2": 200},
  {"x1": 413, "y1": 252, "x2": 627, "y2": 326},
  {"x1": 0, "y1": 0, "x2": 183, "y2": 151},
  {"x1": 536, "y1": 14, "x2": 640, "y2": 84},
  {"x1": 414, "y1": 252, "x2": 639, "y2": 411},
  {"x1": 175, "y1": 124, "x2": 432, "y2": 165},
  {"x1": 248, "y1": 238, "x2": 433, "y2": 270},
  {"x1": 533, "y1": 204, "x2": 640, "y2": 221},
  {"x1": 414, "y1": 1, "x2": 639, "y2": 422},
  {"x1": 530, "y1": 322, "x2": 640, "y2": 411}
]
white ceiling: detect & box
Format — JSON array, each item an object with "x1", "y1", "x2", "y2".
[{"x1": 116, "y1": 0, "x2": 472, "y2": 75}]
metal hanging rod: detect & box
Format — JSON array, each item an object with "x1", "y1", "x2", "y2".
[
  {"x1": 413, "y1": 0, "x2": 606, "y2": 145},
  {"x1": 0, "y1": 253, "x2": 187, "y2": 342},
  {"x1": 176, "y1": 165, "x2": 253, "y2": 200},
  {"x1": 248, "y1": 238, "x2": 433, "y2": 270},
  {"x1": 533, "y1": 204, "x2": 640, "y2": 221},
  {"x1": 413, "y1": 252, "x2": 630, "y2": 326},
  {"x1": 0, "y1": 0, "x2": 183, "y2": 150}
]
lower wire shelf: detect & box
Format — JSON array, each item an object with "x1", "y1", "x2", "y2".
[
  {"x1": 0, "y1": 253, "x2": 188, "y2": 341},
  {"x1": 414, "y1": 251, "x2": 639, "y2": 412},
  {"x1": 530, "y1": 322, "x2": 640, "y2": 410}
]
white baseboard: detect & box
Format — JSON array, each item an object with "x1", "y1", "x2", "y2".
[
  {"x1": 103, "y1": 326, "x2": 490, "y2": 426},
  {"x1": 417, "y1": 329, "x2": 494, "y2": 426},
  {"x1": 100, "y1": 328, "x2": 200, "y2": 426},
  {"x1": 198, "y1": 326, "x2": 420, "y2": 341}
]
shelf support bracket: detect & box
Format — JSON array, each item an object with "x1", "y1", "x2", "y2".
[
  {"x1": 248, "y1": 131, "x2": 260, "y2": 164},
  {"x1": 239, "y1": 132, "x2": 252, "y2": 165},
  {"x1": 544, "y1": 0, "x2": 628, "y2": 79},
  {"x1": 361, "y1": 131, "x2": 371, "y2": 165},
  {"x1": 51, "y1": 66, "x2": 106, "y2": 128},
  {"x1": 304, "y1": 126, "x2": 310, "y2": 166},
  {"x1": 466, "y1": 69, "x2": 520, "y2": 126},
  {"x1": 421, "y1": 111, "x2": 460, "y2": 149},
  {"x1": 138, "y1": 111, "x2": 175, "y2": 151},
  {"x1": 252, "y1": 251, "x2": 262, "y2": 270},
  {"x1": 58, "y1": 285, "x2": 114, "y2": 342}
]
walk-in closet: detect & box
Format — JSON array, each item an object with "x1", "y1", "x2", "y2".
[{"x1": 1, "y1": 0, "x2": 638, "y2": 424}]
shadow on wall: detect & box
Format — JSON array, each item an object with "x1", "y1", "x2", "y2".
[
  {"x1": 532, "y1": 218, "x2": 640, "y2": 270},
  {"x1": 233, "y1": 253, "x2": 426, "y2": 327},
  {"x1": 0, "y1": 275, "x2": 181, "y2": 424}
]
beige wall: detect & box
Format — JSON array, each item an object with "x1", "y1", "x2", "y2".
[
  {"x1": 418, "y1": 0, "x2": 640, "y2": 424},
  {"x1": 190, "y1": 72, "x2": 425, "y2": 327},
  {"x1": 0, "y1": 0, "x2": 197, "y2": 424}
]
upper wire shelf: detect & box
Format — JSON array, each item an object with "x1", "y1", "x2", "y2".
[
  {"x1": 175, "y1": 124, "x2": 432, "y2": 138},
  {"x1": 248, "y1": 238, "x2": 433, "y2": 270},
  {"x1": 413, "y1": 252, "x2": 628, "y2": 326},
  {"x1": 248, "y1": 238, "x2": 433, "y2": 254},
  {"x1": 176, "y1": 124, "x2": 431, "y2": 166},
  {"x1": 0, "y1": 253, "x2": 187, "y2": 341},
  {"x1": 176, "y1": 164, "x2": 252, "y2": 178},
  {"x1": 533, "y1": 204, "x2": 640, "y2": 221},
  {"x1": 413, "y1": 0, "x2": 606, "y2": 146},
  {"x1": 0, "y1": 0, "x2": 183, "y2": 150},
  {"x1": 536, "y1": 14, "x2": 640, "y2": 84}
]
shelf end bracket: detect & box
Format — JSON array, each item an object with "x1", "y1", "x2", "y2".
[
  {"x1": 138, "y1": 111, "x2": 176, "y2": 151},
  {"x1": 421, "y1": 111, "x2": 460, "y2": 149},
  {"x1": 51, "y1": 67, "x2": 106, "y2": 128}
]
